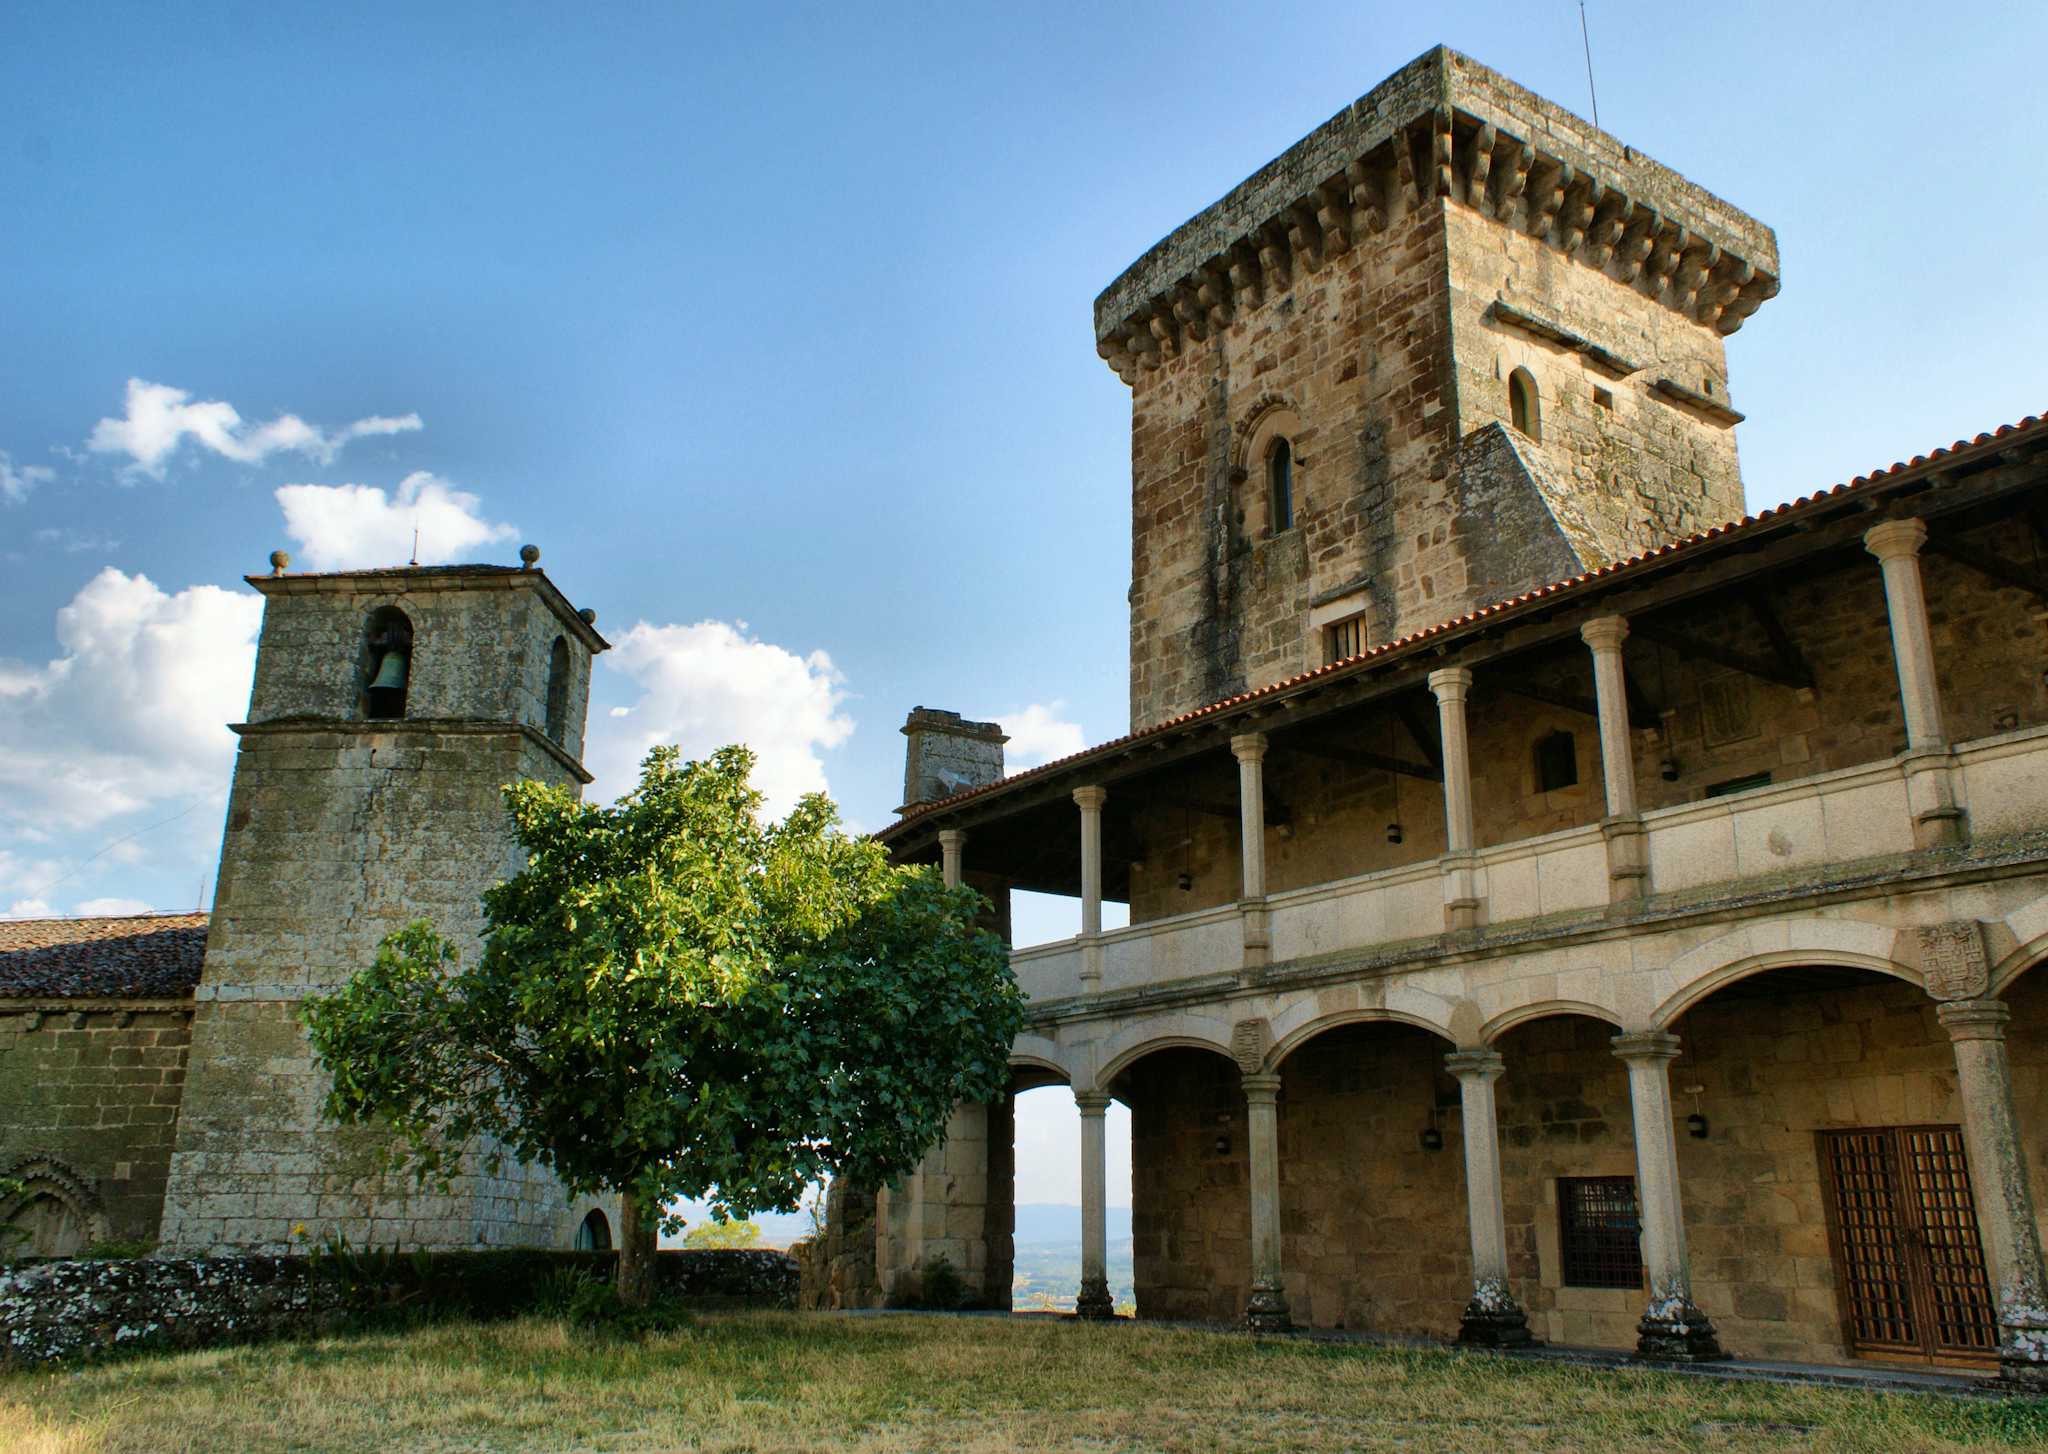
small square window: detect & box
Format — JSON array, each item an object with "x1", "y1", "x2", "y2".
[
  {"x1": 1324, "y1": 616, "x2": 1366, "y2": 664},
  {"x1": 1558, "y1": 1176, "x2": 1644, "y2": 1289},
  {"x1": 1593, "y1": 387, "x2": 1614, "y2": 410}
]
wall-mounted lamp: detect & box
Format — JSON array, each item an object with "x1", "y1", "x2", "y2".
[
  {"x1": 1420, "y1": 1126, "x2": 1444, "y2": 1153},
  {"x1": 1686, "y1": 1112, "x2": 1710, "y2": 1140},
  {"x1": 1660, "y1": 758, "x2": 1681, "y2": 782},
  {"x1": 1213, "y1": 1134, "x2": 1231, "y2": 1155},
  {"x1": 1177, "y1": 871, "x2": 1193, "y2": 892},
  {"x1": 1386, "y1": 822, "x2": 1404, "y2": 845}
]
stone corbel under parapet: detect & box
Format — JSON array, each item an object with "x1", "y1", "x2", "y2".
[{"x1": 1095, "y1": 78, "x2": 1782, "y2": 383}]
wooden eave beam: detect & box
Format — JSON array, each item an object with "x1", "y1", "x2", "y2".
[
  {"x1": 1925, "y1": 536, "x2": 2048, "y2": 602},
  {"x1": 1631, "y1": 622, "x2": 1814, "y2": 690},
  {"x1": 1282, "y1": 738, "x2": 1442, "y2": 782}
]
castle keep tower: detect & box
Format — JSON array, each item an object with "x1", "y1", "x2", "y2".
[
  {"x1": 1101, "y1": 47, "x2": 1780, "y2": 729},
  {"x1": 158, "y1": 551, "x2": 608, "y2": 1252}
]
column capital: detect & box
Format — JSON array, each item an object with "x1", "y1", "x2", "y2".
[
  {"x1": 1445, "y1": 1048, "x2": 1506, "y2": 1083},
  {"x1": 1073, "y1": 1090, "x2": 1113, "y2": 1116},
  {"x1": 1864, "y1": 516, "x2": 1928, "y2": 562},
  {"x1": 1580, "y1": 614, "x2": 1630, "y2": 653},
  {"x1": 1071, "y1": 785, "x2": 1107, "y2": 812},
  {"x1": 1611, "y1": 1029, "x2": 1683, "y2": 1065},
  {"x1": 937, "y1": 827, "x2": 968, "y2": 849},
  {"x1": 1229, "y1": 732, "x2": 1268, "y2": 764},
  {"x1": 1240, "y1": 1071, "x2": 1283, "y2": 1102},
  {"x1": 1428, "y1": 665, "x2": 1474, "y2": 702},
  {"x1": 1938, "y1": 997, "x2": 2011, "y2": 1043}
]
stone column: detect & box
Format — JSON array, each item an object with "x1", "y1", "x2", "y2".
[
  {"x1": 1428, "y1": 667, "x2": 1482, "y2": 929},
  {"x1": 1581, "y1": 616, "x2": 1647, "y2": 902},
  {"x1": 938, "y1": 828, "x2": 967, "y2": 890},
  {"x1": 1075, "y1": 1090, "x2": 1115, "y2": 1319},
  {"x1": 1938, "y1": 999, "x2": 2048, "y2": 1389},
  {"x1": 1445, "y1": 1048, "x2": 1532, "y2": 1345},
  {"x1": 1241, "y1": 1070, "x2": 1291, "y2": 1331},
  {"x1": 1611, "y1": 1030, "x2": 1723, "y2": 1360},
  {"x1": 1230, "y1": 733, "x2": 1272, "y2": 974},
  {"x1": 1865, "y1": 518, "x2": 1963, "y2": 846},
  {"x1": 1073, "y1": 787, "x2": 1106, "y2": 990},
  {"x1": 1865, "y1": 519, "x2": 1945, "y2": 748}
]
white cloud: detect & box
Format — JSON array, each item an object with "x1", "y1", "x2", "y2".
[
  {"x1": 275, "y1": 471, "x2": 517, "y2": 570},
  {"x1": 1, "y1": 450, "x2": 55, "y2": 504},
  {"x1": 0, "y1": 568, "x2": 259, "y2": 838},
  {"x1": 991, "y1": 701, "x2": 1087, "y2": 769},
  {"x1": 88, "y1": 378, "x2": 422, "y2": 477},
  {"x1": 72, "y1": 896, "x2": 156, "y2": 916},
  {"x1": 589, "y1": 620, "x2": 855, "y2": 820},
  {"x1": 4, "y1": 899, "x2": 56, "y2": 920},
  {"x1": 34, "y1": 528, "x2": 121, "y2": 554}
]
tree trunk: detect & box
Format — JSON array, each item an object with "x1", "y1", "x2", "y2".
[{"x1": 617, "y1": 1188, "x2": 659, "y2": 1307}]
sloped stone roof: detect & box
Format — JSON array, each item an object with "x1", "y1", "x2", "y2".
[{"x1": 0, "y1": 913, "x2": 208, "y2": 1000}]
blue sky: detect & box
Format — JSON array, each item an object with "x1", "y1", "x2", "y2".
[{"x1": 3, "y1": 3, "x2": 2045, "y2": 1204}]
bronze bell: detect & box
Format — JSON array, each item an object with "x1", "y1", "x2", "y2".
[{"x1": 367, "y1": 650, "x2": 408, "y2": 718}]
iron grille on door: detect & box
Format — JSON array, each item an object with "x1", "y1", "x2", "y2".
[
  {"x1": 1817, "y1": 1126, "x2": 1997, "y2": 1363},
  {"x1": 1558, "y1": 1176, "x2": 1644, "y2": 1289}
]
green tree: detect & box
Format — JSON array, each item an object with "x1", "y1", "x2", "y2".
[
  {"x1": 681, "y1": 1216, "x2": 761, "y2": 1250},
  {"x1": 302, "y1": 745, "x2": 1021, "y2": 1304}
]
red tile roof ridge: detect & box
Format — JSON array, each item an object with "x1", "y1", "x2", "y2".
[{"x1": 881, "y1": 409, "x2": 2046, "y2": 834}]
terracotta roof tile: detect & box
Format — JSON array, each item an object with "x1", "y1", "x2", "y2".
[
  {"x1": 0, "y1": 913, "x2": 208, "y2": 999},
  {"x1": 883, "y1": 409, "x2": 2046, "y2": 835}
]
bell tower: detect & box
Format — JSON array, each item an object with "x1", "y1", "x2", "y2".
[{"x1": 158, "y1": 546, "x2": 610, "y2": 1253}]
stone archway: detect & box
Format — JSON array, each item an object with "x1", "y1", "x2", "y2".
[{"x1": 0, "y1": 1156, "x2": 109, "y2": 1258}]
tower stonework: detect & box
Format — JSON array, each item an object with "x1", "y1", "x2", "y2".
[
  {"x1": 1101, "y1": 47, "x2": 1780, "y2": 730},
  {"x1": 158, "y1": 560, "x2": 609, "y2": 1253}
]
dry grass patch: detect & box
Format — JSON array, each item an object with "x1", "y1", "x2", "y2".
[{"x1": 2, "y1": 1313, "x2": 2043, "y2": 1453}]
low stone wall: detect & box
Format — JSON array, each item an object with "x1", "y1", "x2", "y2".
[{"x1": 0, "y1": 1247, "x2": 799, "y2": 1365}]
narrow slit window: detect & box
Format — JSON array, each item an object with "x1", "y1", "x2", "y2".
[
  {"x1": 1558, "y1": 1176, "x2": 1644, "y2": 1289},
  {"x1": 1268, "y1": 437, "x2": 1294, "y2": 534},
  {"x1": 545, "y1": 637, "x2": 571, "y2": 743}
]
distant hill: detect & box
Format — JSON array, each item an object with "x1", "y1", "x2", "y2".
[{"x1": 1014, "y1": 1203, "x2": 1131, "y2": 1246}]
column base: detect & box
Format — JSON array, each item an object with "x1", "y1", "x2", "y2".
[
  {"x1": 1634, "y1": 1298, "x2": 1725, "y2": 1362},
  {"x1": 1244, "y1": 1280, "x2": 1292, "y2": 1334},
  {"x1": 1458, "y1": 1283, "x2": 1535, "y2": 1347},
  {"x1": 1997, "y1": 1313, "x2": 2048, "y2": 1392},
  {"x1": 1075, "y1": 1276, "x2": 1115, "y2": 1321}
]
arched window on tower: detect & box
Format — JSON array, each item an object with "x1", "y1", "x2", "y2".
[
  {"x1": 362, "y1": 606, "x2": 413, "y2": 721},
  {"x1": 545, "y1": 636, "x2": 571, "y2": 743},
  {"x1": 1509, "y1": 368, "x2": 1541, "y2": 442},
  {"x1": 1267, "y1": 436, "x2": 1294, "y2": 534}
]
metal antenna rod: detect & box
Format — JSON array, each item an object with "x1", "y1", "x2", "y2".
[{"x1": 1579, "y1": 1, "x2": 1601, "y2": 129}]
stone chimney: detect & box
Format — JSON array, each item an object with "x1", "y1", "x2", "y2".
[{"x1": 900, "y1": 707, "x2": 1007, "y2": 810}]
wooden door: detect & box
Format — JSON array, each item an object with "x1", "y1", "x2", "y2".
[{"x1": 1817, "y1": 1126, "x2": 1998, "y2": 1364}]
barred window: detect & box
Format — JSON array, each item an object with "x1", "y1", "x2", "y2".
[
  {"x1": 1558, "y1": 1176, "x2": 1644, "y2": 1289},
  {"x1": 1324, "y1": 615, "x2": 1366, "y2": 664}
]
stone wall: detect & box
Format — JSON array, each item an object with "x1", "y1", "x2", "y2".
[
  {"x1": 160, "y1": 727, "x2": 580, "y2": 1253},
  {"x1": 1119, "y1": 973, "x2": 2048, "y2": 1364},
  {"x1": 0, "y1": 1001, "x2": 190, "y2": 1250},
  {"x1": 1123, "y1": 520, "x2": 2048, "y2": 924},
  {"x1": 0, "y1": 1248, "x2": 799, "y2": 1366}
]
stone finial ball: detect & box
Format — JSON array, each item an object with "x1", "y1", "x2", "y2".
[
  {"x1": 269, "y1": 550, "x2": 290, "y2": 573},
  {"x1": 519, "y1": 543, "x2": 541, "y2": 567},
  {"x1": 578, "y1": 608, "x2": 597, "y2": 625}
]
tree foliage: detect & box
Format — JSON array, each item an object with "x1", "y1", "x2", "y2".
[
  {"x1": 303, "y1": 745, "x2": 1021, "y2": 1299},
  {"x1": 681, "y1": 1217, "x2": 762, "y2": 1250}
]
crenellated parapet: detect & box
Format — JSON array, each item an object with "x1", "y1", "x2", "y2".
[{"x1": 1094, "y1": 47, "x2": 1780, "y2": 383}]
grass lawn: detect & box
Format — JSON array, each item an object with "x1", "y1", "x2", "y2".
[{"x1": 4, "y1": 1313, "x2": 2045, "y2": 1454}]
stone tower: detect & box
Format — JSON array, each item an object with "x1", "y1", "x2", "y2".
[
  {"x1": 1100, "y1": 47, "x2": 1780, "y2": 730},
  {"x1": 158, "y1": 552, "x2": 609, "y2": 1253}
]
